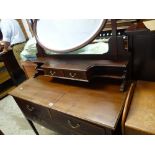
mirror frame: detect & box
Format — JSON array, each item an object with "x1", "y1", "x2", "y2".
[{"x1": 33, "y1": 19, "x2": 107, "y2": 54}]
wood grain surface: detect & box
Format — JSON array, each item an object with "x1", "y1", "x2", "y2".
[
  {"x1": 125, "y1": 81, "x2": 155, "y2": 134},
  {"x1": 9, "y1": 76, "x2": 128, "y2": 130}
]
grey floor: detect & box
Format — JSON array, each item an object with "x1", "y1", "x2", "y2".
[{"x1": 0, "y1": 95, "x2": 58, "y2": 135}]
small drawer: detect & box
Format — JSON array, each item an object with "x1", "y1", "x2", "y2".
[
  {"x1": 63, "y1": 70, "x2": 87, "y2": 80},
  {"x1": 51, "y1": 110, "x2": 106, "y2": 135},
  {"x1": 44, "y1": 68, "x2": 64, "y2": 77},
  {"x1": 14, "y1": 97, "x2": 52, "y2": 129}
]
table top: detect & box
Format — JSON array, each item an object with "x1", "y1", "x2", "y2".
[
  {"x1": 9, "y1": 76, "x2": 127, "y2": 130},
  {"x1": 125, "y1": 80, "x2": 155, "y2": 134}
]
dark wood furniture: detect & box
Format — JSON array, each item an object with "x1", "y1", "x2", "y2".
[
  {"x1": 7, "y1": 19, "x2": 155, "y2": 135},
  {"x1": 9, "y1": 76, "x2": 128, "y2": 135},
  {"x1": 0, "y1": 28, "x2": 26, "y2": 86},
  {"x1": 9, "y1": 19, "x2": 135, "y2": 135},
  {"x1": 124, "y1": 81, "x2": 155, "y2": 135},
  {"x1": 126, "y1": 27, "x2": 155, "y2": 81},
  {"x1": 0, "y1": 50, "x2": 26, "y2": 85}
]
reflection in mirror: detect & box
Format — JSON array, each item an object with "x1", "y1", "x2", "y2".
[
  {"x1": 35, "y1": 19, "x2": 109, "y2": 54},
  {"x1": 45, "y1": 41, "x2": 109, "y2": 55}
]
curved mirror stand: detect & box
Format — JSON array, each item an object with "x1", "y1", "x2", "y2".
[{"x1": 34, "y1": 19, "x2": 108, "y2": 54}]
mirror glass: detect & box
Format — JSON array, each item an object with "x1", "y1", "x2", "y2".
[{"x1": 35, "y1": 19, "x2": 109, "y2": 54}]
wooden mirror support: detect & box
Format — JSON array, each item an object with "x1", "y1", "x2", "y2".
[{"x1": 33, "y1": 19, "x2": 131, "y2": 91}]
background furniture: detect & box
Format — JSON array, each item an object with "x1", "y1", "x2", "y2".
[
  {"x1": 0, "y1": 50, "x2": 26, "y2": 86},
  {"x1": 124, "y1": 81, "x2": 155, "y2": 135},
  {"x1": 126, "y1": 27, "x2": 155, "y2": 81}
]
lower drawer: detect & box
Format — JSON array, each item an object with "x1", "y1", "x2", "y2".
[
  {"x1": 50, "y1": 109, "x2": 106, "y2": 135},
  {"x1": 14, "y1": 97, "x2": 52, "y2": 129},
  {"x1": 13, "y1": 97, "x2": 112, "y2": 135}
]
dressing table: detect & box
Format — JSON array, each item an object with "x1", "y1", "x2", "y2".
[{"x1": 9, "y1": 19, "x2": 132, "y2": 134}]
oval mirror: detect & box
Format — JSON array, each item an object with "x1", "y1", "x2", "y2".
[{"x1": 34, "y1": 19, "x2": 107, "y2": 54}]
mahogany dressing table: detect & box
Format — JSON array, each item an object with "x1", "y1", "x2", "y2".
[{"x1": 9, "y1": 19, "x2": 132, "y2": 134}]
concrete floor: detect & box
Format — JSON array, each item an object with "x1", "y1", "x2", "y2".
[{"x1": 0, "y1": 95, "x2": 58, "y2": 135}]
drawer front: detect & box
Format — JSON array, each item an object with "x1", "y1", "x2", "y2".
[
  {"x1": 44, "y1": 68, "x2": 64, "y2": 77},
  {"x1": 63, "y1": 70, "x2": 87, "y2": 80},
  {"x1": 51, "y1": 110, "x2": 106, "y2": 135},
  {"x1": 14, "y1": 97, "x2": 52, "y2": 129}
]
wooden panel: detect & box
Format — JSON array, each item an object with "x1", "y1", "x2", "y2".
[
  {"x1": 15, "y1": 97, "x2": 52, "y2": 129},
  {"x1": 133, "y1": 32, "x2": 155, "y2": 81},
  {"x1": 51, "y1": 109, "x2": 106, "y2": 135},
  {"x1": 126, "y1": 30, "x2": 155, "y2": 81},
  {"x1": 125, "y1": 81, "x2": 155, "y2": 134},
  {"x1": 51, "y1": 80, "x2": 127, "y2": 130}
]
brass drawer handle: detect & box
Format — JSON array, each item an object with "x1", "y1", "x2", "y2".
[
  {"x1": 26, "y1": 105, "x2": 34, "y2": 112},
  {"x1": 67, "y1": 120, "x2": 80, "y2": 129},
  {"x1": 50, "y1": 71, "x2": 56, "y2": 76},
  {"x1": 69, "y1": 72, "x2": 76, "y2": 78}
]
